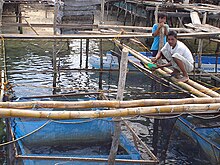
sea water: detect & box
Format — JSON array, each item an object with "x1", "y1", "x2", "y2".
[{"x1": 1, "y1": 39, "x2": 212, "y2": 165}]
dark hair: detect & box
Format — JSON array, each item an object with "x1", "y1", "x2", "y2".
[
  {"x1": 158, "y1": 12, "x2": 167, "y2": 19},
  {"x1": 168, "y1": 30, "x2": 177, "y2": 38}
]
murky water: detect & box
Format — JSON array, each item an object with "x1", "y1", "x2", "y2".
[{"x1": 1, "y1": 39, "x2": 213, "y2": 165}]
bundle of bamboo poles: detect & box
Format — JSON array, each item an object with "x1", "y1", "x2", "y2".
[
  {"x1": 0, "y1": 98, "x2": 219, "y2": 119},
  {"x1": 113, "y1": 39, "x2": 220, "y2": 98}
]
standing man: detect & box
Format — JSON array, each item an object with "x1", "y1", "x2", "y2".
[
  {"x1": 151, "y1": 31, "x2": 194, "y2": 83},
  {"x1": 150, "y1": 13, "x2": 169, "y2": 57}
]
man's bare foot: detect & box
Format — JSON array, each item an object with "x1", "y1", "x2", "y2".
[
  {"x1": 170, "y1": 70, "x2": 181, "y2": 79},
  {"x1": 171, "y1": 73, "x2": 181, "y2": 79},
  {"x1": 177, "y1": 76, "x2": 189, "y2": 83}
]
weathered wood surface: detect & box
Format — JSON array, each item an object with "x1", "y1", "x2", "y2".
[
  {"x1": 108, "y1": 48, "x2": 128, "y2": 164},
  {"x1": 185, "y1": 23, "x2": 220, "y2": 32},
  {"x1": 64, "y1": 0, "x2": 101, "y2": 6}
]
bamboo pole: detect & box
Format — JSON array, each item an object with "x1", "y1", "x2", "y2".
[
  {"x1": 115, "y1": 39, "x2": 220, "y2": 97},
  {"x1": 1, "y1": 97, "x2": 220, "y2": 109},
  {"x1": 0, "y1": 103, "x2": 220, "y2": 119},
  {"x1": 162, "y1": 67, "x2": 220, "y2": 97},
  {"x1": 16, "y1": 155, "x2": 157, "y2": 164},
  {"x1": 1, "y1": 31, "x2": 220, "y2": 40},
  {"x1": 113, "y1": 40, "x2": 211, "y2": 97},
  {"x1": 24, "y1": 19, "x2": 39, "y2": 35}
]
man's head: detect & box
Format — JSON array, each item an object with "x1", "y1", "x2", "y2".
[
  {"x1": 158, "y1": 13, "x2": 167, "y2": 23},
  {"x1": 167, "y1": 31, "x2": 177, "y2": 48}
]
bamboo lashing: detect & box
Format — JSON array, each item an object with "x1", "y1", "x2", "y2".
[
  {"x1": 0, "y1": 103, "x2": 219, "y2": 119},
  {"x1": 1, "y1": 97, "x2": 220, "y2": 109}
]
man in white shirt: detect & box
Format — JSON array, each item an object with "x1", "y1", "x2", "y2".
[{"x1": 151, "y1": 30, "x2": 194, "y2": 83}]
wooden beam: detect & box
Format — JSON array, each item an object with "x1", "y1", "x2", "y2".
[{"x1": 1, "y1": 31, "x2": 220, "y2": 39}]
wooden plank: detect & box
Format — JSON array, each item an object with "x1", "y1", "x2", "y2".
[
  {"x1": 108, "y1": 48, "x2": 129, "y2": 164},
  {"x1": 64, "y1": 0, "x2": 101, "y2": 6},
  {"x1": 190, "y1": 11, "x2": 201, "y2": 25},
  {"x1": 185, "y1": 23, "x2": 220, "y2": 32},
  {"x1": 64, "y1": 6, "x2": 96, "y2": 11}
]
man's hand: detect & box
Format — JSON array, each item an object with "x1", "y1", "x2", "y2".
[{"x1": 151, "y1": 57, "x2": 157, "y2": 63}]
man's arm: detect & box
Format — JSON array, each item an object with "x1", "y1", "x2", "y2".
[
  {"x1": 151, "y1": 51, "x2": 163, "y2": 63},
  {"x1": 157, "y1": 61, "x2": 172, "y2": 68}
]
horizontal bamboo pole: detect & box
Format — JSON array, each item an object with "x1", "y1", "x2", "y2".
[
  {"x1": 16, "y1": 155, "x2": 157, "y2": 164},
  {"x1": 0, "y1": 103, "x2": 220, "y2": 119},
  {"x1": 1, "y1": 31, "x2": 220, "y2": 40},
  {"x1": 1, "y1": 98, "x2": 220, "y2": 109},
  {"x1": 99, "y1": 25, "x2": 191, "y2": 32}
]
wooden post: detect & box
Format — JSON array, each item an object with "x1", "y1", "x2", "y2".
[
  {"x1": 132, "y1": 4, "x2": 137, "y2": 26},
  {"x1": 100, "y1": 0, "x2": 105, "y2": 24},
  {"x1": 116, "y1": 1, "x2": 121, "y2": 21},
  {"x1": 0, "y1": 0, "x2": 3, "y2": 34},
  {"x1": 16, "y1": 4, "x2": 23, "y2": 34},
  {"x1": 80, "y1": 39, "x2": 83, "y2": 68},
  {"x1": 130, "y1": 3, "x2": 133, "y2": 24},
  {"x1": 85, "y1": 39, "x2": 89, "y2": 69},
  {"x1": 52, "y1": 41, "x2": 57, "y2": 92},
  {"x1": 146, "y1": 9, "x2": 150, "y2": 27},
  {"x1": 123, "y1": 1, "x2": 128, "y2": 25},
  {"x1": 106, "y1": 1, "x2": 109, "y2": 21},
  {"x1": 197, "y1": 12, "x2": 206, "y2": 69},
  {"x1": 215, "y1": 43, "x2": 219, "y2": 73},
  {"x1": 53, "y1": 0, "x2": 58, "y2": 89},
  {"x1": 99, "y1": 39, "x2": 103, "y2": 89},
  {"x1": 108, "y1": 48, "x2": 129, "y2": 164},
  {"x1": 53, "y1": 0, "x2": 58, "y2": 35}
]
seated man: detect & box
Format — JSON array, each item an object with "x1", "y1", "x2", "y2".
[{"x1": 151, "y1": 30, "x2": 194, "y2": 83}]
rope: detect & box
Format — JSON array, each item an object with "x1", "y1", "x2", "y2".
[
  {"x1": 0, "y1": 120, "x2": 51, "y2": 147},
  {"x1": 52, "y1": 119, "x2": 96, "y2": 124}
]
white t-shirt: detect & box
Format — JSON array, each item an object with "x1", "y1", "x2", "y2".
[{"x1": 161, "y1": 40, "x2": 194, "y2": 64}]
